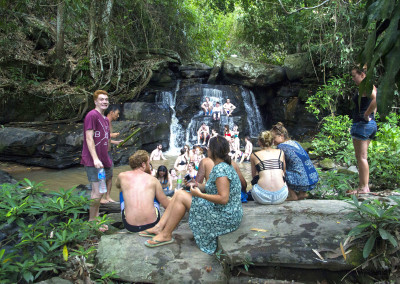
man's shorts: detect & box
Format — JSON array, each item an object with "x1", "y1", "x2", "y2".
[
  {"x1": 351, "y1": 120, "x2": 377, "y2": 141},
  {"x1": 85, "y1": 166, "x2": 113, "y2": 182}
]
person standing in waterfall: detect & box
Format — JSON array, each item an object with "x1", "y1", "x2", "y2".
[
  {"x1": 201, "y1": 97, "x2": 213, "y2": 116},
  {"x1": 347, "y1": 66, "x2": 377, "y2": 195},
  {"x1": 271, "y1": 122, "x2": 319, "y2": 201},
  {"x1": 223, "y1": 99, "x2": 236, "y2": 117},
  {"x1": 100, "y1": 105, "x2": 123, "y2": 204},
  {"x1": 81, "y1": 90, "x2": 112, "y2": 231},
  {"x1": 212, "y1": 102, "x2": 222, "y2": 121},
  {"x1": 197, "y1": 123, "x2": 210, "y2": 145},
  {"x1": 232, "y1": 125, "x2": 240, "y2": 155}
]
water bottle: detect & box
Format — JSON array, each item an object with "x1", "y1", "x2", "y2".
[
  {"x1": 98, "y1": 168, "x2": 107, "y2": 194},
  {"x1": 176, "y1": 173, "x2": 182, "y2": 190}
]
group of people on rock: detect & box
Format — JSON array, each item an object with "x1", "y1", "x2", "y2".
[
  {"x1": 81, "y1": 65, "x2": 376, "y2": 253},
  {"x1": 201, "y1": 97, "x2": 236, "y2": 120}
]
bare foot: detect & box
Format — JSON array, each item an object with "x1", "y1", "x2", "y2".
[
  {"x1": 286, "y1": 188, "x2": 298, "y2": 201},
  {"x1": 106, "y1": 197, "x2": 116, "y2": 203},
  {"x1": 100, "y1": 199, "x2": 110, "y2": 204},
  {"x1": 347, "y1": 188, "x2": 370, "y2": 195},
  {"x1": 145, "y1": 224, "x2": 162, "y2": 235}
]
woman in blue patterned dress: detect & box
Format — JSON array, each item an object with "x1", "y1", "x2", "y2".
[
  {"x1": 271, "y1": 122, "x2": 319, "y2": 201},
  {"x1": 142, "y1": 135, "x2": 243, "y2": 254}
]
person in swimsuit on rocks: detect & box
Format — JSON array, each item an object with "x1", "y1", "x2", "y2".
[
  {"x1": 223, "y1": 99, "x2": 236, "y2": 117},
  {"x1": 240, "y1": 136, "x2": 253, "y2": 163},
  {"x1": 201, "y1": 97, "x2": 213, "y2": 116},
  {"x1": 174, "y1": 148, "x2": 188, "y2": 173},
  {"x1": 116, "y1": 150, "x2": 170, "y2": 232},
  {"x1": 212, "y1": 102, "x2": 222, "y2": 121},
  {"x1": 197, "y1": 123, "x2": 210, "y2": 145},
  {"x1": 156, "y1": 165, "x2": 173, "y2": 197}
]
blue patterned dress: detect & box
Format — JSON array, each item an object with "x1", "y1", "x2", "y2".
[
  {"x1": 277, "y1": 140, "x2": 319, "y2": 192},
  {"x1": 189, "y1": 162, "x2": 243, "y2": 254}
]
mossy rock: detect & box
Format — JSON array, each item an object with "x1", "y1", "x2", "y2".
[
  {"x1": 319, "y1": 158, "x2": 336, "y2": 170},
  {"x1": 300, "y1": 141, "x2": 312, "y2": 151}
]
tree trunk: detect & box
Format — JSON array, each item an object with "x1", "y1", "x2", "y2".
[{"x1": 56, "y1": 1, "x2": 65, "y2": 61}]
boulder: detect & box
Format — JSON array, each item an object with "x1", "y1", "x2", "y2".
[
  {"x1": 135, "y1": 48, "x2": 181, "y2": 64},
  {"x1": 97, "y1": 222, "x2": 227, "y2": 283},
  {"x1": 0, "y1": 169, "x2": 17, "y2": 184},
  {"x1": 283, "y1": 53, "x2": 314, "y2": 81},
  {"x1": 179, "y1": 62, "x2": 212, "y2": 79},
  {"x1": 221, "y1": 58, "x2": 286, "y2": 87},
  {"x1": 337, "y1": 166, "x2": 358, "y2": 175},
  {"x1": 207, "y1": 63, "x2": 221, "y2": 84},
  {"x1": 319, "y1": 158, "x2": 336, "y2": 170},
  {"x1": 97, "y1": 200, "x2": 360, "y2": 283}
]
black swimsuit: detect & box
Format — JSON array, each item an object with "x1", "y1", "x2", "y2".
[{"x1": 253, "y1": 150, "x2": 284, "y2": 172}]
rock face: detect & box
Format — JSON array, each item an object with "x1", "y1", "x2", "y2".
[
  {"x1": 0, "y1": 118, "x2": 168, "y2": 169},
  {"x1": 97, "y1": 200, "x2": 360, "y2": 283},
  {"x1": 221, "y1": 58, "x2": 286, "y2": 88},
  {"x1": 283, "y1": 53, "x2": 315, "y2": 81}
]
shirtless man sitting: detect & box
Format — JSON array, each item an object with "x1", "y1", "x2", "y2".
[
  {"x1": 197, "y1": 123, "x2": 210, "y2": 145},
  {"x1": 116, "y1": 150, "x2": 170, "y2": 232},
  {"x1": 201, "y1": 97, "x2": 213, "y2": 116},
  {"x1": 223, "y1": 99, "x2": 236, "y2": 117},
  {"x1": 240, "y1": 136, "x2": 253, "y2": 163},
  {"x1": 212, "y1": 102, "x2": 222, "y2": 121},
  {"x1": 150, "y1": 144, "x2": 167, "y2": 161}
]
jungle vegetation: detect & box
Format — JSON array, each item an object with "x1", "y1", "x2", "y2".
[{"x1": 0, "y1": 0, "x2": 398, "y2": 121}]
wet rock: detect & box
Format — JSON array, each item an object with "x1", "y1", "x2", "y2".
[
  {"x1": 36, "y1": 277, "x2": 73, "y2": 284},
  {"x1": 221, "y1": 58, "x2": 286, "y2": 87},
  {"x1": 207, "y1": 63, "x2": 221, "y2": 84},
  {"x1": 0, "y1": 169, "x2": 17, "y2": 184}
]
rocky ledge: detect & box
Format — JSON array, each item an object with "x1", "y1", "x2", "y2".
[{"x1": 97, "y1": 200, "x2": 364, "y2": 283}]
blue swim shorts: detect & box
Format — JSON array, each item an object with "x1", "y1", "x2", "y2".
[
  {"x1": 251, "y1": 183, "x2": 288, "y2": 205},
  {"x1": 350, "y1": 120, "x2": 377, "y2": 141}
]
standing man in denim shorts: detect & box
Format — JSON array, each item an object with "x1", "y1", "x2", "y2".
[
  {"x1": 81, "y1": 90, "x2": 113, "y2": 231},
  {"x1": 349, "y1": 66, "x2": 377, "y2": 195}
]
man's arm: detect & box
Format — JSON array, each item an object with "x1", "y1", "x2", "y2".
[
  {"x1": 161, "y1": 152, "x2": 167, "y2": 160},
  {"x1": 231, "y1": 104, "x2": 236, "y2": 111},
  {"x1": 86, "y1": 129, "x2": 103, "y2": 168}
]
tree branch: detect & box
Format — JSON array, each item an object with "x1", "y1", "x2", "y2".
[{"x1": 278, "y1": 0, "x2": 332, "y2": 15}]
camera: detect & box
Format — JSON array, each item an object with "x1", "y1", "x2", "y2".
[{"x1": 184, "y1": 174, "x2": 192, "y2": 191}]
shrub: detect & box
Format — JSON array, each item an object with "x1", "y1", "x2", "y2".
[{"x1": 0, "y1": 179, "x2": 110, "y2": 283}]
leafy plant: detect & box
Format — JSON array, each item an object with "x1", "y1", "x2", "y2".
[
  {"x1": 0, "y1": 180, "x2": 110, "y2": 283},
  {"x1": 346, "y1": 195, "x2": 400, "y2": 263},
  {"x1": 313, "y1": 169, "x2": 357, "y2": 199},
  {"x1": 310, "y1": 115, "x2": 353, "y2": 157}
]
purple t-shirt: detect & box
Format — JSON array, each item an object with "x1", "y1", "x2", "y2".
[{"x1": 81, "y1": 109, "x2": 112, "y2": 167}]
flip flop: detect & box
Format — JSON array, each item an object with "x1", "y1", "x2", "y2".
[
  {"x1": 139, "y1": 230, "x2": 156, "y2": 238},
  {"x1": 145, "y1": 238, "x2": 175, "y2": 248}
]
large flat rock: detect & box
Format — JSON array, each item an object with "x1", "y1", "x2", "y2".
[
  {"x1": 97, "y1": 200, "x2": 360, "y2": 283},
  {"x1": 219, "y1": 200, "x2": 357, "y2": 271},
  {"x1": 97, "y1": 221, "x2": 227, "y2": 283}
]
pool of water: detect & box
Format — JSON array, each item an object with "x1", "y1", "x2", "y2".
[{"x1": 2, "y1": 156, "x2": 253, "y2": 201}]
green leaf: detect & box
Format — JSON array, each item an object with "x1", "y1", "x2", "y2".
[
  {"x1": 378, "y1": 228, "x2": 398, "y2": 247},
  {"x1": 363, "y1": 233, "x2": 377, "y2": 259}
]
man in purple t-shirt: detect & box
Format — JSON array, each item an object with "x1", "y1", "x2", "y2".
[{"x1": 81, "y1": 90, "x2": 113, "y2": 231}]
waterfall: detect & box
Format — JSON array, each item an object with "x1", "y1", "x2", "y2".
[
  {"x1": 240, "y1": 86, "x2": 264, "y2": 137},
  {"x1": 155, "y1": 81, "x2": 184, "y2": 154}
]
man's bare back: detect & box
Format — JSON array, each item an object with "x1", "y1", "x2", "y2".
[{"x1": 117, "y1": 169, "x2": 169, "y2": 226}]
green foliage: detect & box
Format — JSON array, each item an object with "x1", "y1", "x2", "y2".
[
  {"x1": 346, "y1": 195, "x2": 400, "y2": 261},
  {"x1": 368, "y1": 112, "x2": 400, "y2": 189},
  {"x1": 313, "y1": 169, "x2": 357, "y2": 199},
  {"x1": 358, "y1": 0, "x2": 400, "y2": 116},
  {"x1": 0, "y1": 180, "x2": 110, "y2": 283},
  {"x1": 306, "y1": 75, "x2": 351, "y2": 118},
  {"x1": 310, "y1": 115, "x2": 353, "y2": 157}
]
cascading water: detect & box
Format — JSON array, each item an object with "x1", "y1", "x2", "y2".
[
  {"x1": 240, "y1": 86, "x2": 264, "y2": 137},
  {"x1": 155, "y1": 81, "x2": 185, "y2": 154}
]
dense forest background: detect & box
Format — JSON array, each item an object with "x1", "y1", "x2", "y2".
[{"x1": 0, "y1": 0, "x2": 398, "y2": 122}]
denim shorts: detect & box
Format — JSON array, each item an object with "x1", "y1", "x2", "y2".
[
  {"x1": 85, "y1": 166, "x2": 113, "y2": 182},
  {"x1": 251, "y1": 183, "x2": 288, "y2": 205},
  {"x1": 350, "y1": 120, "x2": 377, "y2": 141}
]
